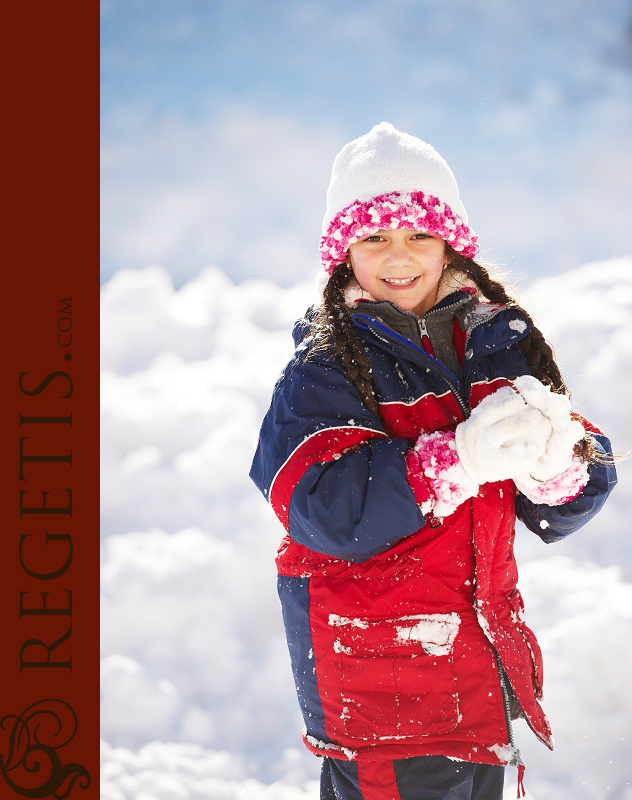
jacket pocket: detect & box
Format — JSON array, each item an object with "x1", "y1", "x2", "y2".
[
  {"x1": 328, "y1": 612, "x2": 461, "y2": 740},
  {"x1": 516, "y1": 620, "x2": 544, "y2": 697}
]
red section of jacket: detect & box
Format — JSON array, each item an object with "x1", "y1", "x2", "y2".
[{"x1": 276, "y1": 377, "x2": 553, "y2": 766}]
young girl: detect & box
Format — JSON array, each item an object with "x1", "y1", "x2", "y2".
[{"x1": 250, "y1": 122, "x2": 617, "y2": 800}]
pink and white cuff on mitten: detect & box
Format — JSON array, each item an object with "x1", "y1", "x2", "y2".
[
  {"x1": 514, "y1": 457, "x2": 589, "y2": 506},
  {"x1": 405, "y1": 430, "x2": 479, "y2": 518},
  {"x1": 404, "y1": 448, "x2": 435, "y2": 515}
]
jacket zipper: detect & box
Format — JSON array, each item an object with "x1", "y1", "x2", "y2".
[
  {"x1": 496, "y1": 654, "x2": 527, "y2": 796},
  {"x1": 358, "y1": 300, "x2": 529, "y2": 413},
  {"x1": 365, "y1": 304, "x2": 530, "y2": 791},
  {"x1": 417, "y1": 299, "x2": 525, "y2": 412},
  {"x1": 360, "y1": 316, "x2": 471, "y2": 418},
  {"x1": 417, "y1": 314, "x2": 428, "y2": 339},
  {"x1": 416, "y1": 313, "x2": 470, "y2": 419},
  {"x1": 363, "y1": 297, "x2": 515, "y2": 421},
  {"x1": 472, "y1": 500, "x2": 523, "y2": 768},
  {"x1": 421, "y1": 297, "x2": 466, "y2": 328},
  {"x1": 470, "y1": 499, "x2": 525, "y2": 783},
  {"x1": 417, "y1": 298, "x2": 466, "y2": 348},
  {"x1": 495, "y1": 653, "x2": 523, "y2": 762}
]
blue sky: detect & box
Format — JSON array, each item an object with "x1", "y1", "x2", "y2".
[{"x1": 101, "y1": 0, "x2": 632, "y2": 286}]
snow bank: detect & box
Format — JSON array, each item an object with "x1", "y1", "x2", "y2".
[
  {"x1": 509, "y1": 556, "x2": 632, "y2": 800},
  {"x1": 100, "y1": 740, "x2": 319, "y2": 800},
  {"x1": 515, "y1": 257, "x2": 631, "y2": 573},
  {"x1": 101, "y1": 258, "x2": 632, "y2": 799}
]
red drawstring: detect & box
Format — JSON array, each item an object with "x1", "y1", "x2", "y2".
[{"x1": 516, "y1": 763, "x2": 526, "y2": 798}]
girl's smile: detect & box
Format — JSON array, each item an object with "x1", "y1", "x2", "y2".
[
  {"x1": 348, "y1": 228, "x2": 446, "y2": 317},
  {"x1": 381, "y1": 275, "x2": 419, "y2": 286}
]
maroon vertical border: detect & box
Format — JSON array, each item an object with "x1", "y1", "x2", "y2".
[{"x1": 1, "y1": 2, "x2": 98, "y2": 798}]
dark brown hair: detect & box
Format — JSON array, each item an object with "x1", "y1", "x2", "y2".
[
  {"x1": 447, "y1": 249, "x2": 568, "y2": 394},
  {"x1": 312, "y1": 250, "x2": 599, "y2": 462}
]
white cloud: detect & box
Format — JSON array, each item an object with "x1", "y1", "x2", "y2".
[
  {"x1": 101, "y1": 0, "x2": 632, "y2": 285},
  {"x1": 101, "y1": 107, "x2": 341, "y2": 285},
  {"x1": 100, "y1": 98, "x2": 632, "y2": 287}
]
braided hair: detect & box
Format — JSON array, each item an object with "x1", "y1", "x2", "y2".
[
  {"x1": 313, "y1": 262, "x2": 381, "y2": 417},
  {"x1": 446, "y1": 249, "x2": 568, "y2": 394}
]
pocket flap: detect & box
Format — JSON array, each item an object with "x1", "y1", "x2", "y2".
[{"x1": 328, "y1": 612, "x2": 460, "y2": 657}]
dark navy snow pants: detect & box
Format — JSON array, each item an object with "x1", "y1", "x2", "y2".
[{"x1": 320, "y1": 755, "x2": 505, "y2": 800}]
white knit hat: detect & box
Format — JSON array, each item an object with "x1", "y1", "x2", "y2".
[{"x1": 320, "y1": 122, "x2": 478, "y2": 274}]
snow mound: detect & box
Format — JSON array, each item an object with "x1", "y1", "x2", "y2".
[
  {"x1": 101, "y1": 258, "x2": 632, "y2": 799},
  {"x1": 100, "y1": 740, "x2": 319, "y2": 800}
]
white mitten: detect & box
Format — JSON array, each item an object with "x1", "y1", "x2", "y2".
[
  {"x1": 455, "y1": 387, "x2": 552, "y2": 484},
  {"x1": 510, "y1": 376, "x2": 585, "y2": 481}
]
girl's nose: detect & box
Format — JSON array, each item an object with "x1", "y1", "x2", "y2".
[{"x1": 385, "y1": 238, "x2": 412, "y2": 264}]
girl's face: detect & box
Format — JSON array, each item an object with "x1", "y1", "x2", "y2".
[{"x1": 348, "y1": 229, "x2": 447, "y2": 317}]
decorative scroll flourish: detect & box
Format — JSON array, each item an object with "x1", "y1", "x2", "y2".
[{"x1": 0, "y1": 699, "x2": 91, "y2": 798}]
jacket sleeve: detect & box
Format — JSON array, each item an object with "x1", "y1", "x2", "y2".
[
  {"x1": 516, "y1": 430, "x2": 617, "y2": 543},
  {"x1": 249, "y1": 348, "x2": 425, "y2": 562}
]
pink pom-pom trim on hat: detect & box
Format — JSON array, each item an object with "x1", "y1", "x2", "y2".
[{"x1": 319, "y1": 191, "x2": 479, "y2": 274}]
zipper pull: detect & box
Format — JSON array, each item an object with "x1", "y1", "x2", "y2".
[
  {"x1": 517, "y1": 763, "x2": 526, "y2": 797},
  {"x1": 418, "y1": 317, "x2": 434, "y2": 356},
  {"x1": 511, "y1": 749, "x2": 526, "y2": 798}
]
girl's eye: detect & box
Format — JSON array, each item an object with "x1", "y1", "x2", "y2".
[
  {"x1": 412, "y1": 233, "x2": 431, "y2": 240},
  {"x1": 362, "y1": 235, "x2": 383, "y2": 243}
]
